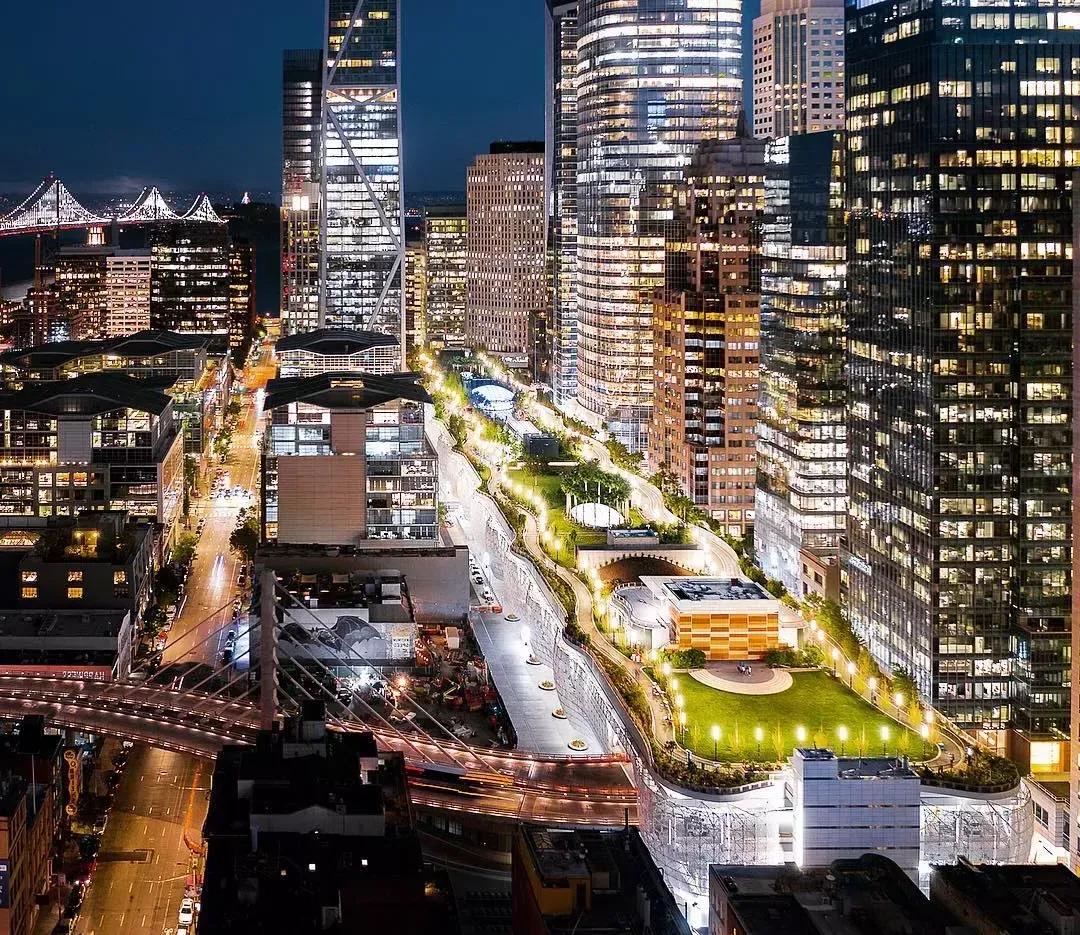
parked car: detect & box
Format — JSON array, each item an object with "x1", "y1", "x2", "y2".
[{"x1": 179, "y1": 898, "x2": 195, "y2": 925}]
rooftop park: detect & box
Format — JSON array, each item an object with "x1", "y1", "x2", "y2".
[{"x1": 656, "y1": 666, "x2": 931, "y2": 766}]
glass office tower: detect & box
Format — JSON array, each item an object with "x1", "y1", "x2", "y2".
[
  {"x1": 423, "y1": 205, "x2": 468, "y2": 349},
  {"x1": 756, "y1": 132, "x2": 846, "y2": 599},
  {"x1": 282, "y1": 49, "x2": 323, "y2": 336},
  {"x1": 322, "y1": 1, "x2": 403, "y2": 354},
  {"x1": 845, "y1": 0, "x2": 1078, "y2": 741},
  {"x1": 545, "y1": 1, "x2": 579, "y2": 406},
  {"x1": 575, "y1": 0, "x2": 742, "y2": 450}
]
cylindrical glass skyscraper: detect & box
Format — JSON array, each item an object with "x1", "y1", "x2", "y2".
[{"x1": 574, "y1": 0, "x2": 742, "y2": 450}]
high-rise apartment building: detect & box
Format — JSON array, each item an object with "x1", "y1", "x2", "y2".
[
  {"x1": 845, "y1": 0, "x2": 1078, "y2": 744},
  {"x1": 55, "y1": 247, "x2": 107, "y2": 340},
  {"x1": 55, "y1": 247, "x2": 153, "y2": 340},
  {"x1": 465, "y1": 142, "x2": 546, "y2": 370},
  {"x1": 228, "y1": 239, "x2": 256, "y2": 353},
  {"x1": 756, "y1": 132, "x2": 846, "y2": 600},
  {"x1": 149, "y1": 222, "x2": 230, "y2": 337},
  {"x1": 575, "y1": 0, "x2": 742, "y2": 450},
  {"x1": 649, "y1": 135, "x2": 765, "y2": 537},
  {"x1": 404, "y1": 231, "x2": 426, "y2": 354},
  {"x1": 262, "y1": 371, "x2": 437, "y2": 546},
  {"x1": 282, "y1": 49, "x2": 323, "y2": 337},
  {"x1": 422, "y1": 205, "x2": 467, "y2": 349},
  {"x1": 545, "y1": 1, "x2": 579, "y2": 406},
  {"x1": 105, "y1": 252, "x2": 152, "y2": 336},
  {"x1": 321, "y1": 0, "x2": 403, "y2": 352},
  {"x1": 751, "y1": 0, "x2": 845, "y2": 140}
]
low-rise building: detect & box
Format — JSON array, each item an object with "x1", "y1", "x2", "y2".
[
  {"x1": 275, "y1": 328, "x2": 400, "y2": 378},
  {"x1": 0, "y1": 610, "x2": 134, "y2": 681},
  {"x1": 261, "y1": 371, "x2": 437, "y2": 546},
  {"x1": 708, "y1": 855, "x2": 955, "y2": 935},
  {"x1": 200, "y1": 702, "x2": 437, "y2": 933},
  {"x1": 790, "y1": 749, "x2": 921, "y2": 876},
  {"x1": 931, "y1": 859, "x2": 1080, "y2": 934},
  {"x1": 13, "y1": 511, "x2": 156, "y2": 621},
  {"x1": 0, "y1": 770, "x2": 57, "y2": 935},
  {"x1": 512, "y1": 824, "x2": 690, "y2": 935},
  {"x1": 609, "y1": 576, "x2": 781, "y2": 661}
]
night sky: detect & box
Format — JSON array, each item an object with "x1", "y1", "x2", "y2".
[{"x1": 0, "y1": 1, "x2": 758, "y2": 198}]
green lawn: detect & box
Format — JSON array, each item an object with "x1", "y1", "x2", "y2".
[
  {"x1": 672, "y1": 670, "x2": 928, "y2": 764},
  {"x1": 506, "y1": 468, "x2": 607, "y2": 555}
]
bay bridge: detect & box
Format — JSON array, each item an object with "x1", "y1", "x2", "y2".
[{"x1": 0, "y1": 174, "x2": 223, "y2": 237}]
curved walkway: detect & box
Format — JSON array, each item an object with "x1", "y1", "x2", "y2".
[{"x1": 689, "y1": 664, "x2": 793, "y2": 696}]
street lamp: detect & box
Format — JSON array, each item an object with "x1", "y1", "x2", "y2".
[
  {"x1": 893, "y1": 691, "x2": 904, "y2": 711},
  {"x1": 919, "y1": 723, "x2": 930, "y2": 759},
  {"x1": 923, "y1": 709, "x2": 934, "y2": 725},
  {"x1": 880, "y1": 725, "x2": 889, "y2": 755},
  {"x1": 675, "y1": 694, "x2": 685, "y2": 711},
  {"x1": 670, "y1": 677, "x2": 679, "y2": 694},
  {"x1": 755, "y1": 726, "x2": 763, "y2": 756},
  {"x1": 661, "y1": 662, "x2": 672, "y2": 679},
  {"x1": 868, "y1": 676, "x2": 877, "y2": 700},
  {"x1": 795, "y1": 725, "x2": 807, "y2": 747},
  {"x1": 846, "y1": 660, "x2": 856, "y2": 687},
  {"x1": 837, "y1": 725, "x2": 848, "y2": 755},
  {"x1": 831, "y1": 647, "x2": 840, "y2": 674},
  {"x1": 711, "y1": 724, "x2": 721, "y2": 760},
  {"x1": 678, "y1": 710, "x2": 687, "y2": 735}
]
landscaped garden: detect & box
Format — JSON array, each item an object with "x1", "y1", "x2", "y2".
[{"x1": 665, "y1": 669, "x2": 929, "y2": 765}]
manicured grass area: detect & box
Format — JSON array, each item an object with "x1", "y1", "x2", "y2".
[
  {"x1": 671, "y1": 670, "x2": 927, "y2": 764},
  {"x1": 507, "y1": 468, "x2": 607, "y2": 552}
]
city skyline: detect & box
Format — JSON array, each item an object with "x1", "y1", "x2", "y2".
[{"x1": 0, "y1": 0, "x2": 767, "y2": 197}]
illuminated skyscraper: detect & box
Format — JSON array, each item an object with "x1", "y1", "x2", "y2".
[
  {"x1": 321, "y1": 0, "x2": 403, "y2": 357},
  {"x1": 466, "y1": 143, "x2": 546, "y2": 368},
  {"x1": 545, "y1": 1, "x2": 579, "y2": 406},
  {"x1": 282, "y1": 49, "x2": 323, "y2": 336},
  {"x1": 845, "y1": 0, "x2": 1078, "y2": 743},
  {"x1": 649, "y1": 134, "x2": 765, "y2": 538},
  {"x1": 751, "y1": 0, "x2": 845, "y2": 140},
  {"x1": 423, "y1": 205, "x2": 467, "y2": 349},
  {"x1": 756, "y1": 132, "x2": 846, "y2": 600},
  {"x1": 575, "y1": 0, "x2": 742, "y2": 450}
]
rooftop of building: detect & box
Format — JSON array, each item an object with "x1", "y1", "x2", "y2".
[
  {"x1": 12, "y1": 511, "x2": 151, "y2": 566},
  {"x1": 488, "y1": 140, "x2": 544, "y2": 155},
  {"x1": 424, "y1": 203, "x2": 466, "y2": 218},
  {"x1": 204, "y1": 706, "x2": 407, "y2": 840},
  {"x1": 264, "y1": 370, "x2": 431, "y2": 412},
  {"x1": 520, "y1": 825, "x2": 692, "y2": 935},
  {"x1": 0, "y1": 371, "x2": 174, "y2": 417},
  {"x1": 794, "y1": 749, "x2": 920, "y2": 780},
  {"x1": 0, "y1": 608, "x2": 130, "y2": 641},
  {"x1": 0, "y1": 330, "x2": 210, "y2": 371},
  {"x1": 610, "y1": 585, "x2": 668, "y2": 630},
  {"x1": 274, "y1": 328, "x2": 399, "y2": 356},
  {"x1": 712, "y1": 855, "x2": 957, "y2": 935},
  {"x1": 0, "y1": 715, "x2": 64, "y2": 761},
  {"x1": 932, "y1": 860, "x2": 1080, "y2": 933},
  {"x1": 646, "y1": 575, "x2": 774, "y2": 606}
]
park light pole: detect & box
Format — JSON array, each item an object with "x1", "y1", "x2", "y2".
[{"x1": 711, "y1": 724, "x2": 720, "y2": 760}]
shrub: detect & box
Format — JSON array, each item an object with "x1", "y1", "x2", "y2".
[{"x1": 662, "y1": 648, "x2": 706, "y2": 670}]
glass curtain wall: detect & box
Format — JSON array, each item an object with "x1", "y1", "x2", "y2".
[
  {"x1": 575, "y1": 0, "x2": 742, "y2": 450},
  {"x1": 322, "y1": 0, "x2": 404, "y2": 353}
]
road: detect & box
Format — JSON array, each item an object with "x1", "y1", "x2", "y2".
[
  {"x1": 73, "y1": 746, "x2": 209, "y2": 935},
  {"x1": 163, "y1": 342, "x2": 274, "y2": 670}
]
